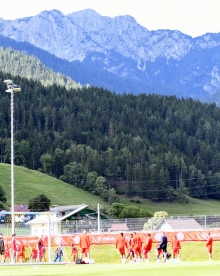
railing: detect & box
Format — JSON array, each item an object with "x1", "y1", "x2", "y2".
[
  {"x1": 1, "y1": 214, "x2": 220, "y2": 235},
  {"x1": 60, "y1": 215, "x2": 220, "y2": 234}
]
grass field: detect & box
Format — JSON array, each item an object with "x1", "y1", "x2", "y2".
[
  {"x1": 1, "y1": 262, "x2": 220, "y2": 276},
  {"x1": 0, "y1": 242, "x2": 219, "y2": 264},
  {"x1": 1, "y1": 163, "x2": 220, "y2": 216},
  {"x1": 1, "y1": 242, "x2": 220, "y2": 275}
]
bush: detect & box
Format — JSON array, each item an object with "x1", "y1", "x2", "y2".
[
  {"x1": 130, "y1": 198, "x2": 141, "y2": 204},
  {"x1": 143, "y1": 211, "x2": 169, "y2": 230}
]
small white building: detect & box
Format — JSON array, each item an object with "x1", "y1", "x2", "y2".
[
  {"x1": 26, "y1": 204, "x2": 104, "y2": 235},
  {"x1": 26, "y1": 212, "x2": 58, "y2": 235}
]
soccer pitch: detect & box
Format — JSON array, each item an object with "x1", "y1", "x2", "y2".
[{"x1": 0, "y1": 262, "x2": 220, "y2": 276}]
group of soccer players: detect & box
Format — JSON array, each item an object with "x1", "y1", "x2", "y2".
[
  {"x1": 116, "y1": 231, "x2": 214, "y2": 264},
  {"x1": 116, "y1": 231, "x2": 182, "y2": 264},
  {"x1": 116, "y1": 232, "x2": 153, "y2": 263},
  {"x1": 0, "y1": 230, "x2": 91, "y2": 264},
  {"x1": 0, "y1": 233, "x2": 46, "y2": 263}
]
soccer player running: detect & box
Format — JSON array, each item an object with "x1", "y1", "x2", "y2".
[
  {"x1": 79, "y1": 230, "x2": 90, "y2": 259},
  {"x1": 142, "y1": 233, "x2": 152, "y2": 263},
  {"x1": 116, "y1": 232, "x2": 126, "y2": 263},
  {"x1": 171, "y1": 235, "x2": 181, "y2": 261},
  {"x1": 206, "y1": 232, "x2": 213, "y2": 261}
]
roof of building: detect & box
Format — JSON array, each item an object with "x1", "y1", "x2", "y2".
[
  {"x1": 155, "y1": 218, "x2": 203, "y2": 230},
  {"x1": 50, "y1": 204, "x2": 87, "y2": 213},
  {"x1": 109, "y1": 223, "x2": 129, "y2": 232},
  {"x1": 10, "y1": 204, "x2": 30, "y2": 212},
  {"x1": 26, "y1": 204, "x2": 108, "y2": 224}
]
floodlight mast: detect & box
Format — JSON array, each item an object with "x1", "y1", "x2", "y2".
[{"x1": 3, "y1": 79, "x2": 21, "y2": 235}]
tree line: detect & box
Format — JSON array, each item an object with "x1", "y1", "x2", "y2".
[{"x1": 1, "y1": 71, "x2": 220, "y2": 203}]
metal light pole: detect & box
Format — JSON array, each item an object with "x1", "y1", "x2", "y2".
[{"x1": 3, "y1": 79, "x2": 21, "y2": 235}]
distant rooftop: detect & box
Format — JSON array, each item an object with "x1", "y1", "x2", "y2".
[
  {"x1": 50, "y1": 204, "x2": 87, "y2": 212},
  {"x1": 155, "y1": 218, "x2": 203, "y2": 231}
]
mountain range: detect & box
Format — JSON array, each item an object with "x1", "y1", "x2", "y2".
[{"x1": 0, "y1": 9, "x2": 220, "y2": 101}]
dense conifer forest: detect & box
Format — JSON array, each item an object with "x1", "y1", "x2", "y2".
[{"x1": 1, "y1": 71, "x2": 220, "y2": 203}]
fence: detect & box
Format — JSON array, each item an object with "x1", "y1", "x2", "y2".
[
  {"x1": 60, "y1": 215, "x2": 220, "y2": 234},
  {"x1": 1, "y1": 212, "x2": 220, "y2": 236}
]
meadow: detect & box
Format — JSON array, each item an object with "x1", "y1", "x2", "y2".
[{"x1": 1, "y1": 163, "x2": 220, "y2": 216}]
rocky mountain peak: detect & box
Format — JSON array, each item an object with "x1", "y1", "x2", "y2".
[{"x1": 0, "y1": 9, "x2": 220, "y2": 100}]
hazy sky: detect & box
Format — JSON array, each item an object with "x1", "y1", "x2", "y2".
[{"x1": 1, "y1": 0, "x2": 220, "y2": 37}]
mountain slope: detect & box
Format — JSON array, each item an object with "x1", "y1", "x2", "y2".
[
  {"x1": 0, "y1": 163, "x2": 106, "y2": 209},
  {"x1": 0, "y1": 35, "x2": 150, "y2": 93},
  {"x1": 0, "y1": 46, "x2": 82, "y2": 90},
  {"x1": 1, "y1": 9, "x2": 220, "y2": 99}
]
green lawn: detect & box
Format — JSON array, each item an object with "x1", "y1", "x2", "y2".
[
  {"x1": 1, "y1": 262, "x2": 220, "y2": 276},
  {"x1": 1, "y1": 242, "x2": 220, "y2": 275},
  {"x1": 1, "y1": 162, "x2": 220, "y2": 216},
  {"x1": 0, "y1": 163, "x2": 107, "y2": 209},
  {"x1": 121, "y1": 197, "x2": 220, "y2": 216}
]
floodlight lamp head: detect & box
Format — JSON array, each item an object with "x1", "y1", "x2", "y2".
[
  {"x1": 13, "y1": 85, "x2": 21, "y2": 92},
  {"x1": 3, "y1": 79, "x2": 13, "y2": 85}
]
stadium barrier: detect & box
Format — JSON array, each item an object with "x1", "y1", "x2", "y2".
[{"x1": 2, "y1": 229, "x2": 220, "y2": 248}]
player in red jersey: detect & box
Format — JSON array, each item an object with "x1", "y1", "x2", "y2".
[
  {"x1": 171, "y1": 235, "x2": 181, "y2": 261},
  {"x1": 11, "y1": 233, "x2": 17, "y2": 263},
  {"x1": 79, "y1": 230, "x2": 90, "y2": 259},
  {"x1": 126, "y1": 233, "x2": 134, "y2": 262},
  {"x1": 30, "y1": 246, "x2": 38, "y2": 263},
  {"x1": 3, "y1": 244, "x2": 10, "y2": 263},
  {"x1": 206, "y1": 232, "x2": 213, "y2": 261},
  {"x1": 156, "y1": 242, "x2": 163, "y2": 262},
  {"x1": 142, "y1": 233, "x2": 152, "y2": 263},
  {"x1": 40, "y1": 246, "x2": 46, "y2": 262},
  {"x1": 71, "y1": 243, "x2": 78, "y2": 263},
  {"x1": 116, "y1": 232, "x2": 126, "y2": 263},
  {"x1": 37, "y1": 236, "x2": 44, "y2": 262},
  {"x1": 17, "y1": 241, "x2": 26, "y2": 263},
  {"x1": 132, "y1": 232, "x2": 142, "y2": 262}
]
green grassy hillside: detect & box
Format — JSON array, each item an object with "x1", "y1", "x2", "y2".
[
  {"x1": 0, "y1": 163, "x2": 106, "y2": 209},
  {"x1": 0, "y1": 163, "x2": 220, "y2": 216},
  {"x1": 121, "y1": 197, "x2": 220, "y2": 216}
]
